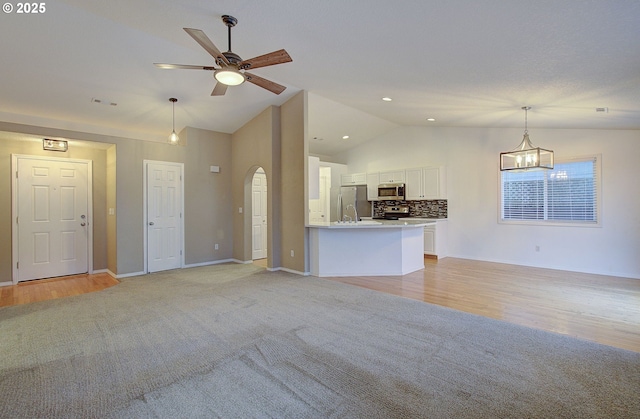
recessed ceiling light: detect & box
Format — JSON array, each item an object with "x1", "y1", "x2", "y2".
[
  {"x1": 426, "y1": 118, "x2": 436, "y2": 122},
  {"x1": 382, "y1": 97, "x2": 392, "y2": 102},
  {"x1": 342, "y1": 135, "x2": 350, "y2": 140}
]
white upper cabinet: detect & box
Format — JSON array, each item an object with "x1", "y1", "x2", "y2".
[
  {"x1": 379, "y1": 170, "x2": 405, "y2": 184},
  {"x1": 405, "y1": 168, "x2": 423, "y2": 200},
  {"x1": 405, "y1": 166, "x2": 447, "y2": 200},
  {"x1": 341, "y1": 172, "x2": 367, "y2": 186},
  {"x1": 366, "y1": 172, "x2": 380, "y2": 200}
]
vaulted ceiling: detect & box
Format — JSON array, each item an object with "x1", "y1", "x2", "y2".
[{"x1": 1, "y1": 0, "x2": 639, "y2": 156}]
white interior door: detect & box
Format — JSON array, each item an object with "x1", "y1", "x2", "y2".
[
  {"x1": 252, "y1": 169, "x2": 268, "y2": 260},
  {"x1": 15, "y1": 157, "x2": 90, "y2": 282},
  {"x1": 146, "y1": 161, "x2": 183, "y2": 273}
]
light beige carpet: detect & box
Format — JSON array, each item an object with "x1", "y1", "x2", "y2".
[{"x1": 1, "y1": 263, "x2": 638, "y2": 418}]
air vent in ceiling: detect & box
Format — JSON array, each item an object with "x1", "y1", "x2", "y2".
[{"x1": 92, "y1": 98, "x2": 117, "y2": 106}]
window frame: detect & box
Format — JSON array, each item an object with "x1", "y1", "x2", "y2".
[{"x1": 498, "y1": 154, "x2": 602, "y2": 228}]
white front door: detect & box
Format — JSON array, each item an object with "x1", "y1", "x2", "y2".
[
  {"x1": 146, "y1": 161, "x2": 183, "y2": 273},
  {"x1": 15, "y1": 156, "x2": 90, "y2": 282},
  {"x1": 252, "y1": 170, "x2": 268, "y2": 260}
]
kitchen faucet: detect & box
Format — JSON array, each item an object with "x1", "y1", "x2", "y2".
[{"x1": 345, "y1": 204, "x2": 358, "y2": 223}]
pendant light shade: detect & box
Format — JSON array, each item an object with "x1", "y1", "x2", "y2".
[
  {"x1": 169, "y1": 98, "x2": 179, "y2": 145},
  {"x1": 500, "y1": 106, "x2": 553, "y2": 171}
]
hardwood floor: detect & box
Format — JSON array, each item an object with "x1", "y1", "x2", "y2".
[
  {"x1": 325, "y1": 257, "x2": 640, "y2": 353},
  {"x1": 0, "y1": 273, "x2": 118, "y2": 307},
  {"x1": 1, "y1": 259, "x2": 638, "y2": 353}
]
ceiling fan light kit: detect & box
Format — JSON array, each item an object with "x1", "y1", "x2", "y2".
[
  {"x1": 214, "y1": 68, "x2": 245, "y2": 86},
  {"x1": 500, "y1": 106, "x2": 554, "y2": 171},
  {"x1": 154, "y1": 14, "x2": 292, "y2": 96}
]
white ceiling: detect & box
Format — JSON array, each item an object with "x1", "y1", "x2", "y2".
[{"x1": 1, "y1": 0, "x2": 639, "y2": 157}]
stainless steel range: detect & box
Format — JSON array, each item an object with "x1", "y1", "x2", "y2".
[{"x1": 378, "y1": 205, "x2": 410, "y2": 220}]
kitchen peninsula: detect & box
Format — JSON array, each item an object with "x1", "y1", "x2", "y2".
[{"x1": 308, "y1": 220, "x2": 434, "y2": 277}]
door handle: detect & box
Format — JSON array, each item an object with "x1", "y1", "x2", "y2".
[
  {"x1": 149, "y1": 222, "x2": 154, "y2": 226},
  {"x1": 80, "y1": 222, "x2": 86, "y2": 226}
]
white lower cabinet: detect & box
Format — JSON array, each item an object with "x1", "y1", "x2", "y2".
[
  {"x1": 418, "y1": 219, "x2": 448, "y2": 258},
  {"x1": 423, "y1": 225, "x2": 436, "y2": 254}
]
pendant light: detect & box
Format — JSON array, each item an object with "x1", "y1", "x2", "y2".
[
  {"x1": 168, "y1": 97, "x2": 179, "y2": 145},
  {"x1": 500, "y1": 106, "x2": 554, "y2": 171}
]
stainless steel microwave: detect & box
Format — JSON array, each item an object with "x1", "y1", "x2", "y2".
[{"x1": 377, "y1": 183, "x2": 405, "y2": 200}]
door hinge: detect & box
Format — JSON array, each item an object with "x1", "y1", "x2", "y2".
[
  {"x1": 16, "y1": 262, "x2": 19, "y2": 269},
  {"x1": 15, "y1": 171, "x2": 18, "y2": 178},
  {"x1": 16, "y1": 216, "x2": 18, "y2": 224},
  {"x1": 180, "y1": 250, "x2": 182, "y2": 256}
]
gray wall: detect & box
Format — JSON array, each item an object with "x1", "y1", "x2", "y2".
[
  {"x1": 0, "y1": 121, "x2": 233, "y2": 279},
  {"x1": 2, "y1": 92, "x2": 307, "y2": 280},
  {"x1": 231, "y1": 106, "x2": 282, "y2": 267},
  {"x1": 230, "y1": 92, "x2": 307, "y2": 273},
  {"x1": 280, "y1": 91, "x2": 308, "y2": 273},
  {"x1": 183, "y1": 127, "x2": 233, "y2": 264}
]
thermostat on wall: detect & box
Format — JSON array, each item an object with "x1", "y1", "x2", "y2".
[{"x1": 210, "y1": 165, "x2": 220, "y2": 173}]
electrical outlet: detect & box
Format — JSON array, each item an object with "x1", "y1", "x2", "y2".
[
  {"x1": 290, "y1": 250, "x2": 294, "y2": 257},
  {"x1": 238, "y1": 207, "x2": 243, "y2": 214},
  {"x1": 215, "y1": 244, "x2": 219, "y2": 250}
]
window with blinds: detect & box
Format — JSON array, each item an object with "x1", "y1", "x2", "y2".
[{"x1": 500, "y1": 156, "x2": 600, "y2": 225}]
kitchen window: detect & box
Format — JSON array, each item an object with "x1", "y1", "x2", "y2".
[{"x1": 500, "y1": 155, "x2": 601, "y2": 226}]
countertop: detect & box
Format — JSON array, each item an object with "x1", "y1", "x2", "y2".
[{"x1": 308, "y1": 219, "x2": 435, "y2": 229}]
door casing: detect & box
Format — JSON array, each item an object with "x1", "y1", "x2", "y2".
[
  {"x1": 252, "y1": 168, "x2": 268, "y2": 260},
  {"x1": 143, "y1": 160, "x2": 185, "y2": 273},
  {"x1": 11, "y1": 154, "x2": 93, "y2": 284}
]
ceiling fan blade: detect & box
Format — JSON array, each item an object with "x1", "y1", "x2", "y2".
[
  {"x1": 241, "y1": 49, "x2": 292, "y2": 70},
  {"x1": 244, "y1": 72, "x2": 286, "y2": 95},
  {"x1": 183, "y1": 28, "x2": 229, "y2": 65},
  {"x1": 154, "y1": 63, "x2": 216, "y2": 70},
  {"x1": 211, "y1": 82, "x2": 228, "y2": 96}
]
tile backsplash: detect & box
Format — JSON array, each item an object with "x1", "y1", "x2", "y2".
[{"x1": 373, "y1": 200, "x2": 448, "y2": 219}]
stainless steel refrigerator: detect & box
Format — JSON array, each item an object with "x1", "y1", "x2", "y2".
[{"x1": 336, "y1": 185, "x2": 371, "y2": 222}]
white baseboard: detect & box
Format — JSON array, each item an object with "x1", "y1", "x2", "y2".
[
  {"x1": 270, "y1": 266, "x2": 309, "y2": 276},
  {"x1": 184, "y1": 259, "x2": 236, "y2": 268},
  {"x1": 107, "y1": 260, "x2": 310, "y2": 279},
  {"x1": 0, "y1": 281, "x2": 13, "y2": 287},
  {"x1": 114, "y1": 270, "x2": 145, "y2": 279}
]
